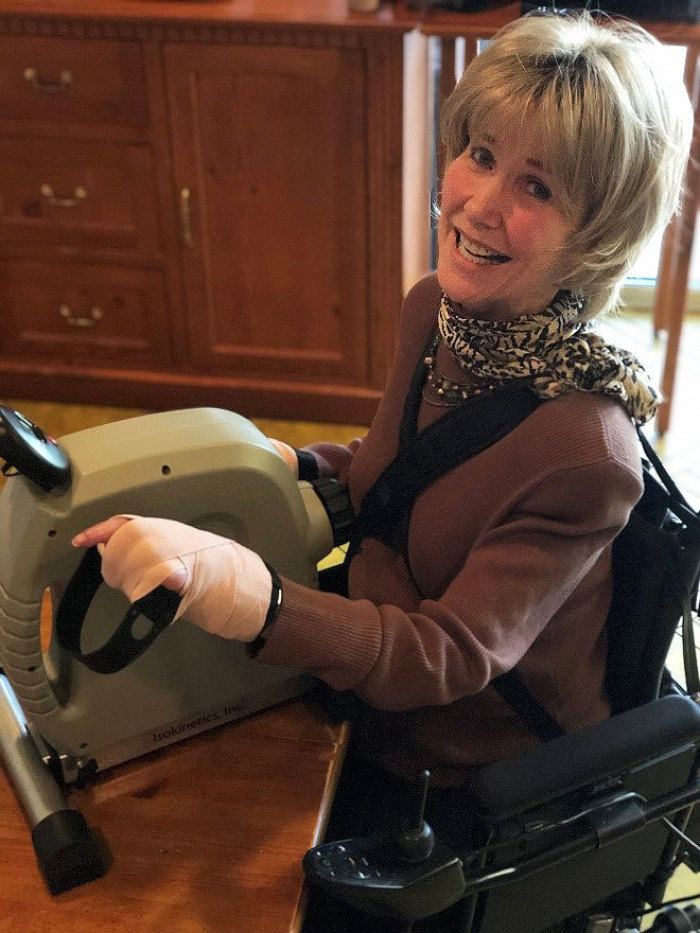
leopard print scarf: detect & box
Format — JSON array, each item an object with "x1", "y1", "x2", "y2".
[{"x1": 438, "y1": 291, "x2": 659, "y2": 425}]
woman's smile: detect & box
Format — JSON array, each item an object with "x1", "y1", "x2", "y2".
[{"x1": 454, "y1": 229, "x2": 511, "y2": 265}]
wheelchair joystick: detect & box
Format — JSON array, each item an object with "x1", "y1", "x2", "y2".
[
  {"x1": 394, "y1": 769, "x2": 435, "y2": 863},
  {"x1": 303, "y1": 768, "x2": 466, "y2": 923}
]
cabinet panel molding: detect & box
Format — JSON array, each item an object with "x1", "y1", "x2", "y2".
[{"x1": 0, "y1": 16, "x2": 372, "y2": 46}]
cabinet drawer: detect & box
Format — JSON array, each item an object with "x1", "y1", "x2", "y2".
[
  {"x1": 0, "y1": 260, "x2": 172, "y2": 369},
  {"x1": 0, "y1": 36, "x2": 147, "y2": 129},
  {"x1": 0, "y1": 138, "x2": 160, "y2": 252}
]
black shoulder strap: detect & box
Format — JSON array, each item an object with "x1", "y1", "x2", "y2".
[
  {"x1": 490, "y1": 668, "x2": 566, "y2": 741},
  {"x1": 637, "y1": 426, "x2": 698, "y2": 526},
  {"x1": 349, "y1": 329, "x2": 542, "y2": 555},
  {"x1": 351, "y1": 385, "x2": 542, "y2": 553}
]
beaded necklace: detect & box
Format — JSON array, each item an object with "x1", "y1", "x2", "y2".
[{"x1": 421, "y1": 330, "x2": 504, "y2": 407}]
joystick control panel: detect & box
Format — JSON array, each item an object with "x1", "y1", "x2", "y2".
[{"x1": 303, "y1": 771, "x2": 467, "y2": 923}]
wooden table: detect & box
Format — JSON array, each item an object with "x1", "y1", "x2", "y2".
[{"x1": 0, "y1": 698, "x2": 348, "y2": 933}]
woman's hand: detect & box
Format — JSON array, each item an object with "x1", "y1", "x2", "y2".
[
  {"x1": 268, "y1": 438, "x2": 299, "y2": 477},
  {"x1": 72, "y1": 516, "x2": 272, "y2": 642},
  {"x1": 72, "y1": 516, "x2": 185, "y2": 594}
]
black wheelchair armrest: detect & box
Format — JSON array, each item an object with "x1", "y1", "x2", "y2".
[{"x1": 469, "y1": 694, "x2": 700, "y2": 821}]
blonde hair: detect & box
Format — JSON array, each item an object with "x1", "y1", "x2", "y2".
[{"x1": 440, "y1": 11, "x2": 693, "y2": 319}]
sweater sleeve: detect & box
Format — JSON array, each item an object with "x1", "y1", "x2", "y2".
[
  {"x1": 298, "y1": 437, "x2": 364, "y2": 487},
  {"x1": 255, "y1": 454, "x2": 641, "y2": 711}
]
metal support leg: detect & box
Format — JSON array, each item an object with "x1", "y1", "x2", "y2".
[{"x1": 0, "y1": 672, "x2": 105, "y2": 893}]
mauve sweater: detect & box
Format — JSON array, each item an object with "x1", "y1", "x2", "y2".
[{"x1": 257, "y1": 274, "x2": 644, "y2": 786}]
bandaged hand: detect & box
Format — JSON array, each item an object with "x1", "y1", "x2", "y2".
[
  {"x1": 72, "y1": 516, "x2": 273, "y2": 642},
  {"x1": 268, "y1": 438, "x2": 299, "y2": 478}
]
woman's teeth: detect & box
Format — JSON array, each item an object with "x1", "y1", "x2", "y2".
[{"x1": 456, "y1": 231, "x2": 510, "y2": 265}]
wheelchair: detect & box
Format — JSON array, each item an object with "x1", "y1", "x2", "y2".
[
  {"x1": 304, "y1": 428, "x2": 700, "y2": 932},
  {"x1": 304, "y1": 659, "x2": 700, "y2": 933}
]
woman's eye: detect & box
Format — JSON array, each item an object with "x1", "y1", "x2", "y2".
[
  {"x1": 470, "y1": 147, "x2": 493, "y2": 168},
  {"x1": 526, "y1": 178, "x2": 552, "y2": 201}
]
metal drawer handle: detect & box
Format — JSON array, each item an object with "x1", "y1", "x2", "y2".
[
  {"x1": 180, "y1": 187, "x2": 193, "y2": 246},
  {"x1": 40, "y1": 184, "x2": 87, "y2": 208},
  {"x1": 24, "y1": 67, "x2": 73, "y2": 93},
  {"x1": 59, "y1": 305, "x2": 103, "y2": 328}
]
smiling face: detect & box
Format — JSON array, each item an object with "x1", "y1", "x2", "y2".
[{"x1": 437, "y1": 122, "x2": 577, "y2": 322}]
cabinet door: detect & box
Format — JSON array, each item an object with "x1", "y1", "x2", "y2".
[{"x1": 165, "y1": 43, "x2": 369, "y2": 385}]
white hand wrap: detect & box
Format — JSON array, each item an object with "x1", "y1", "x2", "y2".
[{"x1": 100, "y1": 516, "x2": 273, "y2": 642}]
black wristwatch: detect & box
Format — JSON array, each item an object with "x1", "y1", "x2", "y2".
[
  {"x1": 296, "y1": 448, "x2": 320, "y2": 481},
  {"x1": 246, "y1": 562, "x2": 283, "y2": 658}
]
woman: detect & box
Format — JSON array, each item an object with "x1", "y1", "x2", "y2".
[{"x1": 73, "y1": 6, "x2": 692, "y2": 911}]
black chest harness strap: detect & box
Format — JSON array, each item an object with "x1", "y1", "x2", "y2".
[{"x1": 341, "y1": 329, "x2": 566, "y2": 742}]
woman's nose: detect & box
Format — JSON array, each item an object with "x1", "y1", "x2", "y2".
[{"x1": 465, "y1": 176, "x2": 506, "y2": 229}]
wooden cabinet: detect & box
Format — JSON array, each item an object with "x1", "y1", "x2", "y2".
[
  {"x1": 0, "y1": 4, "x2": 408, "y2": 424},
  {"x1": 0, "y1": 30, "x2": 172, "y2": 382}
]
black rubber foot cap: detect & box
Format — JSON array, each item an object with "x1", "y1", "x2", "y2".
[{"x1": 31, "y1": 808, "x2": 106, "y2": 895}]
